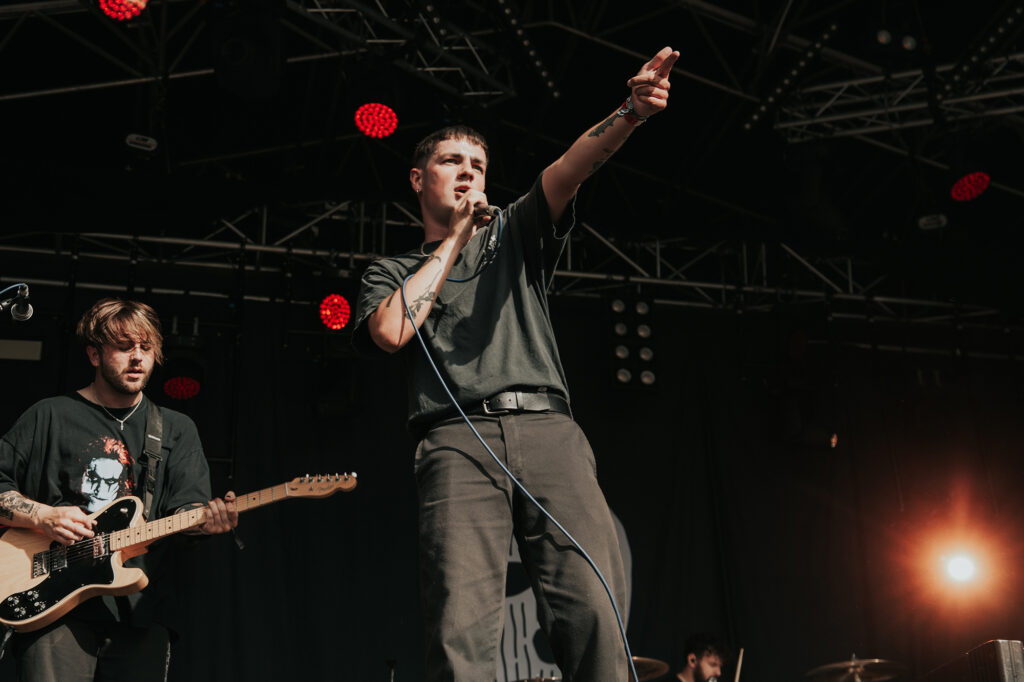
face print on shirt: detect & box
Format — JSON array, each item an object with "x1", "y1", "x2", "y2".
[{"x1": 77, "y1": 436, "x2": 135, "y2": 512}]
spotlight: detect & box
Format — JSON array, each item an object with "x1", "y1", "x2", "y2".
[
  {"x1": 945, "y1": 554, "x2": 977, "y2": 583},
  {"x1": 164, "y1": 376, "x2": 200, "y2": 401},
  {"x1": 876, "y1": 29, "x2": 893, "y2": 45},
  {"x1": 99, "y1": 0, "x2": 146, "y2": 21},
  {"x1": 354, "y1": 103, "x2": 398, "y2": 138},
  {"x1": 951, "y1": 171, "x2": 990, "y2": 202},
  {"x1": 320, "y1": 294, "x2": 352, "y2": 330},
  {"x1": 160, "y1": 317, "x2": 204, "y2": 402}
]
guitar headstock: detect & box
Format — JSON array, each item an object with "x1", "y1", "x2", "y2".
[{"x1": 286, "y1": 473, "x2": 358, "y2": 498}]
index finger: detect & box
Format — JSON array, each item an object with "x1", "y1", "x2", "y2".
[
  {"x1": 655, "y1": 49, "x2": 679, "y2": 78},
  {"x1": 641, "y1": 46, "x2": 676, "y2": 74}
]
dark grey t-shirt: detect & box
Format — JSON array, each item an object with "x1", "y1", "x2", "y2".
[{"x1": 353, "y1": 173, "x2": 574, "y2": 428}]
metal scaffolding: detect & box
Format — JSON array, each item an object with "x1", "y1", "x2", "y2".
[{"x1": 0, "y1": 199, "x2": 1006, "y2": 328}]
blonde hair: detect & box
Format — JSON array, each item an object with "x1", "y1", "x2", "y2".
[{"x1": 75, "y1": 298, "x2": 165, "y2": 365}]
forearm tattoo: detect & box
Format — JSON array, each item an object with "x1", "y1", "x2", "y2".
[
  {"x1": 0, "y1": 490, "x2": 38, "y2": 520},
  {"x1": 409, "y1": 258, "x2": 443, "y2": 317},
  {"x1": 588, "y1": 113, "x2": 618, "y2": 138},
  {"x1": 588, "y1": 147, "x2": 618, "y2": 176}
]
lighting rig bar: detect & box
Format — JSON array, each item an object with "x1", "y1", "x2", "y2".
[
  {"x1": 0, "y1": 0, "x2": 517, "y2": 105},
  {"x1": 0, "y1": 201, "x2": 1007, "y2": 332},
  {"x1": 773, "y1": 52, "x2": 1024, "y2": 142}
]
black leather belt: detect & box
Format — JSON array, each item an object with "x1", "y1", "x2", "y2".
[{"x1": 479, "y1": 390, "x2": 571, "y2": 417}]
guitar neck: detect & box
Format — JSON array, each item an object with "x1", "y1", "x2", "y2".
[{"x1": 107, "y1": 482, "x2": 291, "y2": 551}]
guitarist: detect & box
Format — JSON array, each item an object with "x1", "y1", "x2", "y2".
[{"x1": 0, "y1": 297, "x2": 238, "y2": 682}]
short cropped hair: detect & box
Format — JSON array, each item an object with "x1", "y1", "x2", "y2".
[
  {"x1": 75, "y1": 298, "x2": 165, "y2": 365},
  {"x1": 684, "y1": 633, "x2": 729, "y2": 664},
  {"x1": 411, "y1": 125, "x2": 489, "y2": 170}
]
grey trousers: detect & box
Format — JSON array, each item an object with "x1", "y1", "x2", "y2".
[
  {"x1": 13, "y1": 618, "x2": 170, "y2": 682},
  {"x1": 416, "y1": 411, "x2": 629, "y2": 682}
]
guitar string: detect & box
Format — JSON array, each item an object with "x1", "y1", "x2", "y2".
[{"x1": 43, "y1": 480, "x2": 353, "y2": 564}]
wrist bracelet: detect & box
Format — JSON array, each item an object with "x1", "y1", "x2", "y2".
[{"x1": 615, "y1": 96, "x2": 648, "y2": 126}]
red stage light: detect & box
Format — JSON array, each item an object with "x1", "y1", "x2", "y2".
[
  {"x1": 99, "y1": 0, "x2": 146, "y2": 21},
  {"x1": 164, "y1": 376, "x2": 200, "y2": 401},
  {"x1": 950, "y1": 171, "x2": 990, "y2": 202},
  {"x1": 354, "y1": 103, "x2": 398, "y2": 138},
  {"x1": 320, "y1": 294, "x2": 351, "y2": 330}
]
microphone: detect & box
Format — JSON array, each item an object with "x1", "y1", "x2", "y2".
[
  {"x1": 473, "y1": 204, "x2": 500, "y2": 219},
  {"x1": 10, "y1": 286, "x2": 33, "y2": 322}
]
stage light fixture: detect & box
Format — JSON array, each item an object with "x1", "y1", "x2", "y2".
[
  {"x1": 950, "y1": 171, "x2": 990, "y2": 202},
  {"x1": 608, "y1": 294, "x2": 657, "y2": 389},
  {"x1": 945, "y1": 554, "x2": 977, "y2": 583},
  {"x1": 320, "y1": 294, "x2": 351, "y2": 330},
  {"x1": 99, "y1": 0, "x2": 146, "y2": 21},
  {"x1": 164, "y1": 376, "x2": 200, "y2": 401},
  {"x1": 160, "y1": 317, "x2": 204, "y2": 402},
  {"x1": 354, "y1": 103, "x2": 398, "y2": 139}
]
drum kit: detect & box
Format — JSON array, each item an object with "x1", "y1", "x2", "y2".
[
  {"x1": 806, "y1": 656, "x2": 906, "y2": 682},
  {"x1": 514, "y1": 653, "x2": 905, "y2": 682}
]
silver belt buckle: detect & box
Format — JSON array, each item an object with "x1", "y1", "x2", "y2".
[{"x1": 482, "y1": 393, "x2": 512, "y2": 414}]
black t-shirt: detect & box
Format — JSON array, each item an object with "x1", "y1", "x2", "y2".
[
  {"x1": 353, "y1": 173, "x2": 576, "y2": 427},
  {"x1": 0, "y1": 392, "x2": 213, "y2": 628}
]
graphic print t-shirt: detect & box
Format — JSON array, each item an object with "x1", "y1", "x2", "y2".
[
  {"x1": 0, "y1": 394, "x2": 144, "y2": 515},
  {"x1": 0, "y1": 392, "x2": 212, "y2": 628}
]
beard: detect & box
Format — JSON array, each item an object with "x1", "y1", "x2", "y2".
[{"x1": 98, "y1": 359, "x2": 151, "y2": 396}]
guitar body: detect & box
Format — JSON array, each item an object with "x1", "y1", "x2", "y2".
[
  {"x1": 0, "y1": 496, "x2": 149, "y2": 633},
  {"x1": 0, "y1": 473, "x2": 357, "y2": 634}
]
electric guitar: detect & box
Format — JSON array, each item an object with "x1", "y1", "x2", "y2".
[{"x1": 0, "y1": 473, "x2": 357, "y2": 632}]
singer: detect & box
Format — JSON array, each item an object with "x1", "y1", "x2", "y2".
[{"x1": 353, "y1": 46, "x2": 678, "y2": 681}]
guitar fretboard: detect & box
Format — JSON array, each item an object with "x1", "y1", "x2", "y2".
[{"x1": 107, "y1": 483, "x2": 290, "y2": 551}]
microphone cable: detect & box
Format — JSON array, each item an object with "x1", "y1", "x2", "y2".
[{"x1": 399, "y1": 214, "x2": 639, "y2": 682}]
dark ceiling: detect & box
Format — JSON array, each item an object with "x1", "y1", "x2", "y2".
[{"x1": 2, "y1": 0, "x2": 1023, "y2": 332}]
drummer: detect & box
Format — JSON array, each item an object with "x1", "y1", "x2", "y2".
[{"x1": 676, "y1": 634, "x2": 727, "y2": 682}]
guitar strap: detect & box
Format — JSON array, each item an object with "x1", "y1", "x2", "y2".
[{"x1": 139, "y1": 399, "x2": 163, "y2": 521}]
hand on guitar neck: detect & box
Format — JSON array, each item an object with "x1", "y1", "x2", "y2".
[
  {"x1": 190, "y1": 491, "x2": 238, "y2": 536},
  {"x1": 0, "y1": 489, "x2": 239, "y2": 545}
]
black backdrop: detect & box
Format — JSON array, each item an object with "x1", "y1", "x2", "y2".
[{"x1": 1, "y1": 286, "x2": 1022, "y2": 682}]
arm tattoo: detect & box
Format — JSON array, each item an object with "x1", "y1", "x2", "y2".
[
  {"x1": 0, "y1": 490, "x2": 38, "y2": 520},
  {"x1": 409, "y1": 265, "x2": 444, "y2": 317},
  {"x1": 587, "y1": 113, "x2": 618, "y2": 138},
  {"x1": 587, "y1": 148, "x2": 618, "y2": 177}
]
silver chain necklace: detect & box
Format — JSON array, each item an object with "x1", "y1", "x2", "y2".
[{"x1": 98, "y1": 396, "x2": 144, "y2": 431}]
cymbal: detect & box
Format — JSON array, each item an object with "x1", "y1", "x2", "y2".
[
  {"x1": 630, "y1": 655, "x2": 670, "y2": 681},
  {"x1": 806, "y1": 658, "x2": 905, "y2": 682}
]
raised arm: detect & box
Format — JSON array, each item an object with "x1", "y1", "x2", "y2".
[{"x1": 542, "y1": 46, "x2": 679, "y2": 222}]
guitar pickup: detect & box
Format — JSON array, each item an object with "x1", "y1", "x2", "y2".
[{"x1": 32, "y1": 546, "x2": 67, "y2": 578}]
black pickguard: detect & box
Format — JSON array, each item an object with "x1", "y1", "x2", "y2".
[{"x1": 0, "y1": 499, "x2": 140, "y2": 623}]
